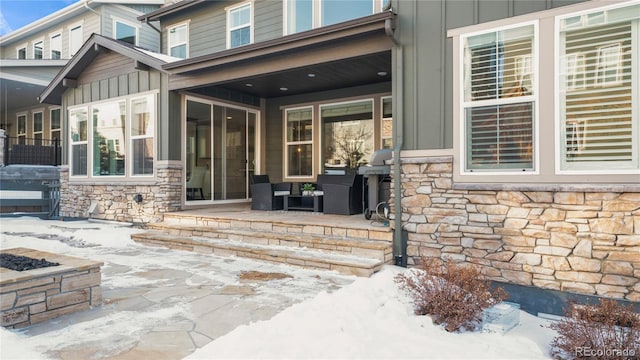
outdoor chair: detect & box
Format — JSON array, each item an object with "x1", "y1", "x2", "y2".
[
  {"x1": 250, "y1": 174, "x2": 291, "y2": 210},
  {"x1": 316, "y1": 173, "x2": 363, "y2": 215},
  {"x1": 186, "y1": 166, "x2": 207, "y2": 200}
]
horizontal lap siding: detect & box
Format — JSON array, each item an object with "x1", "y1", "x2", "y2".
[
  {"x1": 255, "y1": 0, "x2": 283, "y2": 42},
  {"x1": 100, "y1": 5, "x2": 161, "y2": 52}
]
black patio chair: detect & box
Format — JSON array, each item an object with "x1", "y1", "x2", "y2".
[{"x1": 250, "y1": 175, "x2": 291, "y2": 210}]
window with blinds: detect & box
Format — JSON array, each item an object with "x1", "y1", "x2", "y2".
[
  {"x1": 462, "y1": 24, "x2": 536, "y2": 171},
  {"x1": 559, "y1": 5, "x2": 638, "y2": 170}
]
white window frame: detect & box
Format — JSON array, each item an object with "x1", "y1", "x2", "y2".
[
  {"x1": 554, "y1": 2, "x2": 639, "y2": 175},
  {"x1": 16, "y1": 43, "x2": 27, "y2": 59},
  {"x1": 129, "y1": 94, "x2": 155, "y2": 177},
  {"x1": 284, "y1": 105, "x2": 314, "y2": 180},
  {"x1": 68, "y1": 91, "x2": 158, "y2": 180},
  {"x1": 458, "y1": 21, "x2": 540, "y2": 175},
  {"x1": 50, "y1": 107, "x2": 62, "y2": 142},
  {"x1": 112, "y1": 17, "x2": 139, "y2": 46},
  {"x1": 167, "y1": 21, "x2": 189, "y2": 58},
  {"x1": 69, "y1": 22, "x2": 84, "y2": 57},
  {"x1": 226, "y1": 1, "x2": 254, "y2": 49},
  {"x1": 283, "y1": 0, "x2": 386, "y2": 35},
  {"x1": 32, "y1": 110, "x2": 44, "y2": 143},
  {"x1": 17, "y1": 113, "x2": 27, "y2": 143},
  {"x1": 32, "y1": 39, "x2": 44, "y2": 59},
  {"x1": 49, "y1": 31, "x2": 62, "y2": 59}
]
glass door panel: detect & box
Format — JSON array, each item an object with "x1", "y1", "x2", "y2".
[
  {"x1": 225, "y1": 107, "x2": 248, "y2": 200},
  {"x1": 185, "y1": 100, "x2": 212, "y2": 201}
]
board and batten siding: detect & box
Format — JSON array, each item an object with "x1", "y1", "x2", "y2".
[
  {"x1": 60, "y1": 51, "x2": 168, "y2": 163},
  {"x1": 100, "y1": 4, "x2": 161, "y2": 52},
  {"x1": 393, "y1": 0, "x2": 588, "y2": 151}
]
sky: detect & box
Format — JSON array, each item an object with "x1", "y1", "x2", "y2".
[{"x1": 0, "y1": 0, "x2": 78, "y2": 36}]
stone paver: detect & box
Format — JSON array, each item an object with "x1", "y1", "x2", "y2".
[{"x1": 1, "y1": 221, "x2": 355, "y2": 360}]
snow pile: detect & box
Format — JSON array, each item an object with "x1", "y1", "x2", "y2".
[{"x1": 187, "y1": 267, "x2": 556, "y2": 359}]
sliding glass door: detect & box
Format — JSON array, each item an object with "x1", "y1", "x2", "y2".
[{"x1": 185, "y1": 97, "x2": 257, "y2": 203}]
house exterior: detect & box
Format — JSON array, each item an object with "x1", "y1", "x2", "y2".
[
  {"x1": 39, "y1": 0, "x2": 639, "y2": 302},
  {"x1": 0, "y1": 0, "x2": 165, "y2": 158}
]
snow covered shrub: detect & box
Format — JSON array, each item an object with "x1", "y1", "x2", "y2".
[
  {"x1": 550, "y1": 299, "x2": 640, "y2": 360},
  {"x1": 395, "y1": 258, "x2": 506, "y2": 332}
]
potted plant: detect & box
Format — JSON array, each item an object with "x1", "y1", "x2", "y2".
[{"x1": 301, "y1": 183, "x2": 315, "y2": 196}]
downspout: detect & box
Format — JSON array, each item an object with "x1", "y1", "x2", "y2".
[
  {"x1": 143, "y1": 18, "x2": 162, "y2": 51},
  {"x1": 384, "y1": 2, "x2": 406, "y2": 267}
]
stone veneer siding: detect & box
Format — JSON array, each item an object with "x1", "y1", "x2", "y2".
[
  {"x1": 390, "y1": 156, "x2": 640, "y2": 302},
  {"x1": 59, "y1": 161, "x2": 182, "y2": 224}
]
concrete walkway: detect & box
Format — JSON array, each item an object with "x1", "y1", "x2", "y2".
[{"x1": 0, "y1": 218, "x2": 355, "y2": 359}]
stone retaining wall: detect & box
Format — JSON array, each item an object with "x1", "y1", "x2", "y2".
[
  {"x1": 0, "y1": 248, "x2": 103, "y2": 328},
  {"x1": 59, "y1": 161, "x2": 182, "y2": 223},
  {"x1": 390, "y1": 156, "x2": 640, "y2": 301}
]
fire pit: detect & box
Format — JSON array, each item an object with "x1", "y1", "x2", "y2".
[
  {"x1": 0, "y1": 248, "x2": 103, "y2": 328},
  {"x1": 0, "y1": 253, "x2": 60, "y2": 272}
]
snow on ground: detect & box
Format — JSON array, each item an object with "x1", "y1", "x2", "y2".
[
  {"x1": 187, "y1": 266, "x2": 556, "y2": 359},
  {"x1": 1, "y1": 216, "x2": 560, "y2": 359}
]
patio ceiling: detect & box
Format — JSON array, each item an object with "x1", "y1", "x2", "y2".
[
  {"x1": 185, "y1": 51, "x2": 391, "y2": 99},
  {"x1": 167, "y1": 11, "x2": 395, "y2": 99}
]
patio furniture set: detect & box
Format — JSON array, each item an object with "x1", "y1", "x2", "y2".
[{"x1": 250, "y1": 174, "x2": 363, "y2": 215}]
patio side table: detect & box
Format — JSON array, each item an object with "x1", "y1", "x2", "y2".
[{"x1": 283, "y1": 195, "x2": 323, "y2": 212}]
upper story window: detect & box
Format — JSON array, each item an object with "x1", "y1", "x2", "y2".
[
  {"x1": 227, "y1": 2, "x2": 252, "y2": 48},
  {"x1": 462, "y1": 24, "x2": 536, "y2": 172},
  {"x1": 33, "y1": 41, "x2": 43, "y2": 59},
  {"x1": 114, "y1": 19, "x2": 138, "y2": 45},
  {"x1": 50, "y1": 33, "x2": 62, "y2": 59},
  {"x1": 558, "y1": 3, "x2": 639, "y2": 172},
  {"x1": 69, "y1": 24, "x2": 83, "y2": 57},
  {"x1": 168, "y1": 22, "x2": 188, "y2": 58},
  {"x1": 285, "y1": 0, "x2": 385, "y2": 35},
  {"x1": 17, "y1": 46, "x2": 26, "y2": 59}
]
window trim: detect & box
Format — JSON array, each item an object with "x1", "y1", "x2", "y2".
[
  {"x1": 554, "y1": 1, "x2": 640, "y2": 175},
  {"x1": 129, "y1": 94, "x2": 155, "y2": 177},
  {"x1": 49, "y1": 31, "x2": 62, "y2": 59},
  {"x1": 50, "y1": 107, "x2": 61, "y2": 141},
  {"x1": 458, "y1": 20, "x2": 540, "y2": 176},
  {"x1": 32, "y1": 39, "x2": 44, "y2": 59},
  {"x1": 112, "y1": 16, "x2": 139, "y2": 46},
  {"x1": 68, "y1": 90, "x2": 158, "y2": 180},
  {"x1": 17, "y1": 113, "x2": 27, "y2": 137},
  {"x1": 32, "y1": 110, "x2": 44, "y2": 141},
  {"x1": 226, "y1": 1, "x2": 254, "y2": 49},
  {"x1": 381, "y1": 96, "x2": 392, "y2": 149},
  {"x1": 167, "y1": 21, "x2": 189, "y2": 59},
  {"x1": 68, "y1": 22, "x2": 84, "y2": 57},
  {"x1": 283, "y1": 0, "x2": 386, "y2": 35},
  {"x1": 16, "y1": 43, "x2": 27, "y2": 59},
  {"x1": 283, "y1": 105, "x2": 315, "y2": 180}
]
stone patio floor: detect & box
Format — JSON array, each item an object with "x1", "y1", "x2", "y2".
[{"x1": 0, "y1": 218, "x2": 355, "y2": 360}]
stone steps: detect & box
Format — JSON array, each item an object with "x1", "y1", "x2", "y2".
[
  {"x1": 131, "y1": 232, "x2": 385, "y2": 277},
  {"x1": 131, "y1": 212, "x2": 393, "y2": 277}
]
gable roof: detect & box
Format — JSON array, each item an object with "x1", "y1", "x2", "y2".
[{"x1": 39, "y1": 34, "x2": 180, "y2": 105}]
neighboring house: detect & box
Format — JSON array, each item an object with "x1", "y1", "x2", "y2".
[
  {"x1": 0, "y1": 0, "x2": 165, "y2": 164},
  {"x1": 39, "y1": 0, "x2": 639, "y2": 302}
]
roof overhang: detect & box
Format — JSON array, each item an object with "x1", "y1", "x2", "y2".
[
  {"x1": 138, "y1": 0, "x2": 207, "y2": 22},
  {"x1": 39, "y1": 34, "x2": 177, "y2": 105},
  {"x1": 166, "y1": 11, "x2": 396, "y2": 98},
  {"x1": 0, "y1": 61, "x2": 66, "y2": 115},
  {"x1": 0, "y1": 0, "x2": 165, "y2": 45}
]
